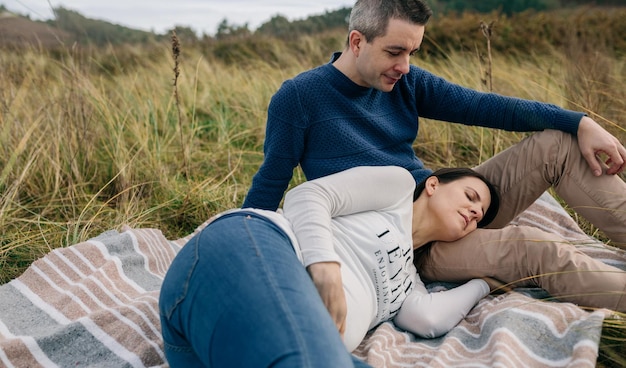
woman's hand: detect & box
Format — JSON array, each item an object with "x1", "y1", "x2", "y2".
[
  {"x1": 481, "y1": 276, "x2": 513, "y2": 294},
  {"x1": 307, "y1": 262, "x2": 347, "y2": 336}
]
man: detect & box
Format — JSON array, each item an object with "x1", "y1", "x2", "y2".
[{"x1": 242, "y1": 0, "x2": 626, "y2": 330}]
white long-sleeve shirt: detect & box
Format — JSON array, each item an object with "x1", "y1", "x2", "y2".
[{"x1": 244, "y1": 166, "x2": 489, "y2": 351}]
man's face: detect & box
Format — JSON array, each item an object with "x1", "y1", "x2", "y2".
[{"x1": 353, "y1": 18, "x2": 425, "y2": 91}]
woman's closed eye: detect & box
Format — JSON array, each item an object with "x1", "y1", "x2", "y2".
[
  {"x1": 465, "y1": 191, "x2": 485, "y2": 219},
  {"x1": 465, "y1": 192, "x2": 477, "y2": 202}
]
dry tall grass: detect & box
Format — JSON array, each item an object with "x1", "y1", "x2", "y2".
[{"x1": 0, "y1": 22, "x2": 625, "y2": 366}]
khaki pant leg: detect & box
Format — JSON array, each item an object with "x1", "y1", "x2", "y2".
[
  {"x1": 474, "y1": 129, "x2": 626, "y2": 247},
  {"x1": 418, "y1": 226, "x2": 626, "y2": 311}
]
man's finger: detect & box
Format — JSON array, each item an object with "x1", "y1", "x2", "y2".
[
  {"x1": 584, "y1": 151, "x2": 603, "y2": 176},
  {"x1": 605, "y1": 145, "x2": 626, "y2": 175}
]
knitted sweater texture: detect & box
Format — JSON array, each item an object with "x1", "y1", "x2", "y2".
[{"x1": 243, "y1": 54, "x2": 584, "y2": 210}]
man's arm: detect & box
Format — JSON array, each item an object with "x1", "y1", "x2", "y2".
[
  {"x1": 411, "y1": 66, "x2": 584, "y2": 134},
  {"x1": 242, "y1": 170, "x2": 293, "y2": 211},
  {"x1": 242, "y1": 81, "x2": 307, "y2": 210},
  {"x1": 412, "y1": 68, "x2": 626, "y2": 175}
]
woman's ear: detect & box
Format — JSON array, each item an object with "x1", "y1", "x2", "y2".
[{"x1": 425, "y1": 176, "x2": 439, "y2": 196}]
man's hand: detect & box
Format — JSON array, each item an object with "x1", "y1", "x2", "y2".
[
  {"x1": 577, "y1": 116, "x2": 626, "y2": 176},
  {"x1": 307, "y1": 262, "x2": 347, "y2": 336}
]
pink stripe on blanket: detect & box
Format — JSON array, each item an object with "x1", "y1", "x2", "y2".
[
  {"x1": 354, "y1": 292, "x2": 607, "y2": 368},
  {"x1": 129, "y1": 228, "x2": 179, "y2": 277},
  {"x1": 0, "y1": 339, "x2": 49, "y2": 367}
]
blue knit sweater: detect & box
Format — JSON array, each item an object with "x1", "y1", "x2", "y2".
[{"x1": 242, "y1": 53, "x2": 584, "y2": 210}]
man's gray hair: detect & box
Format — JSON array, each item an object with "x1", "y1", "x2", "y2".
[{"x1": 348, "y1": 0, "x2": 433, "y2": 43}]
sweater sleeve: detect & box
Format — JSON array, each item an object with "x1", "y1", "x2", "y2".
[
  {"x1": 411, "y1": 67, "x2": 583, "y2": 135},
  {"x1": 282, "y1": 166, "x2": 415, "y2": 267},
  {"x1": 393, "y1": 279, "x2": 490, "y2": 338},
  {"x1": 242, "y1": 80, "x2": 307, "y2": 211}
]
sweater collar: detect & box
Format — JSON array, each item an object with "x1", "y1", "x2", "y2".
[{"x1": 324, "y1": 52, "x2": 372, "y2": 97}]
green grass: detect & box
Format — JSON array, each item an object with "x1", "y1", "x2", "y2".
[{"x1": 0, "y1": 24, "x2": 625, "y2": 366}]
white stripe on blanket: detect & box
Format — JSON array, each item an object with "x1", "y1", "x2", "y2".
[{"x1": 0, "y1": 193, "x2": 624, "y2": 367}]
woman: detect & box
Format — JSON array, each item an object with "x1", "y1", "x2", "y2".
[{"x1": 159, "y1": 165, "x2": 499, "y2": 367}]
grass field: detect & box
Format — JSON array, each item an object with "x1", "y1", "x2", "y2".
[{"x1": 1, "y1": 19, "x2": 625, "y2": 365}]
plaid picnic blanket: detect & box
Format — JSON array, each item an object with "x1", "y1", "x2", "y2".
[{"x1": 0, "y1": 193, "x2": 624, "y2": 367}]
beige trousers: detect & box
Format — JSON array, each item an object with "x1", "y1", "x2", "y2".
[{"x1": 418, "y1": 130, "x2": 626, "y2": 311}]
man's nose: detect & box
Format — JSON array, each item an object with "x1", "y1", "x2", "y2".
[{"x1": 395, "y1": 56, "x2": 410, "y2": 75}]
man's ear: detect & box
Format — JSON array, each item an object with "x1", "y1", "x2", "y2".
[
  {"x1": 348, "y1": 30, "x2": 364, "y2": 56},
  {"x1": 425, "y1": 176, "x2": 439, "y2": 196}
]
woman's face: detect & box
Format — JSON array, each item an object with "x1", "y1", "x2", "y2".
[{"x1": 425, "y1": 176, "x2": 492, "y2": 242}]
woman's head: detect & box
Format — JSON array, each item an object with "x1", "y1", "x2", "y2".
[{"x1": 414, "y1": 168, "x2": 500, "y2": 229}]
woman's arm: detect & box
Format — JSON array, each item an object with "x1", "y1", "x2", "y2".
[
  {"x1": 283, "y1": 165, "x2": 415, "y2": 267},
  {"x1": 393, "y1": 279, "x2": 490, "y2": 338},
  {"x1": 283, "y1": 165, "x2": 415, "y2": 336}
]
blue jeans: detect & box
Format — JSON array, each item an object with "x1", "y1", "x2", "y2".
[{"x1": 159, "y1": 212, "x2": 371, "y2": 367}]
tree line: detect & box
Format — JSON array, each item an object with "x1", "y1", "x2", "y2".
[{"x1": 4, "y1": 1, "x2": 625, "y2": 46}]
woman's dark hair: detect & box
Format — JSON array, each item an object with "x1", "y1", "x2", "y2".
[
  {"x1": 413, "y1": 168, "x2": 500, "y2": 271},
  {"x1": 413, "y1": 167, "x2": 500, "y2": 229}
]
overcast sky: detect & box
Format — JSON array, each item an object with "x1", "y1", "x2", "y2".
[{"x1": 4, "y1": 0, "x2": 355, "y2": 35}]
